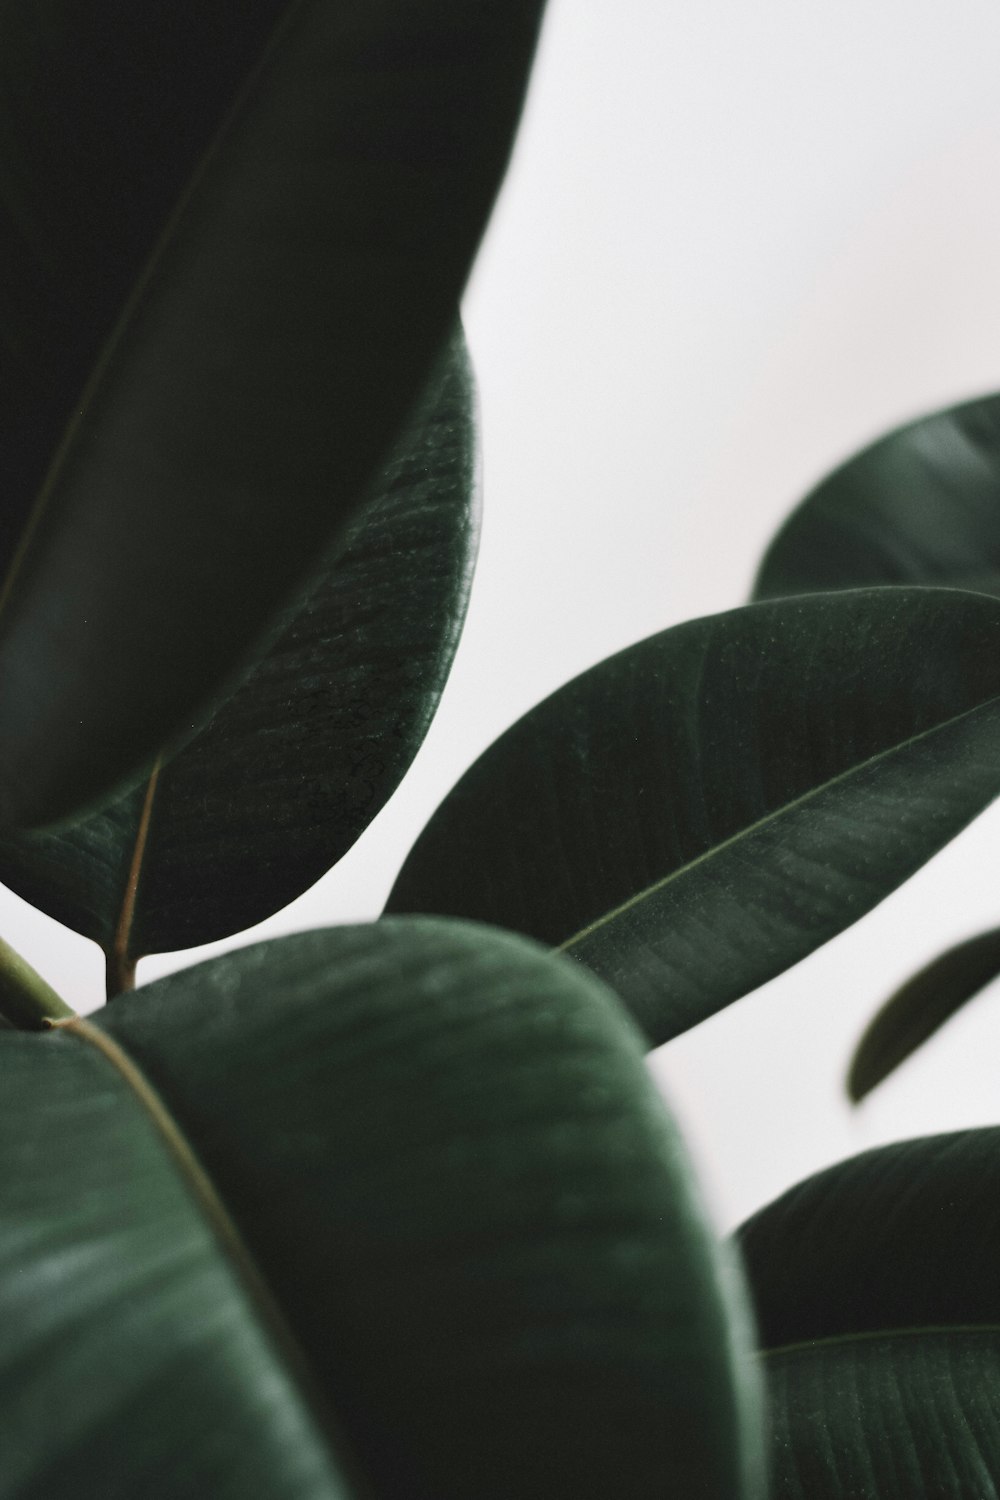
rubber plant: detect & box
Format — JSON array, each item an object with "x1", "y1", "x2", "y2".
[{"x1": 1, "y1": 6, "x2": 999, "y2": 1500}]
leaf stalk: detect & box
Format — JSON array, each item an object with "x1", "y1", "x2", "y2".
[{"x1": 0, "y1": 937, "x2": 75, "y2": 1030}]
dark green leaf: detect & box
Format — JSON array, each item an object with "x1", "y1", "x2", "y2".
[
  {"x1": 0, "y1": 1, "x2": 543, "y2": 829},
  {"x1": 386, "y1": 588, "x2": 1000, "y2": 1046},
  {"x1": 736, "y1": 1129, "x2": 1000, "y2": 1499},
  {"x1": 0, "y1": 922, "x2": 764, "y2": 1498},
  {"x1": 752, "y1": 395, "x2": 1000, "y2": 1098},
  {"x1": 754, "y1": 394, "x2": 1000, "y2": 601},
  {"x1": 847, "y1": 925, "x2": 1000, "y2": 1100},
  {"x1": 0, "y1": 331, "x2": 478, "y2": 988},
  {"x1": 0, "y1": 1030, "x2": 359, "y2": 1499}
]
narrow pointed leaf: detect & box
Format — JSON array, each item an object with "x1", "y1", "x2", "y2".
[
  {"x1": 754, "y1": 394, "x2": 1000, "y2": 601},
  {"x1": 847, "y1": 925, "x2": 1000, "y2": 1100},
  {"x1": 0, "y1": 1, "x2": 543, "y2": 828},
  {"x1": 1, "y1": 922, "x2": 765, "y2": 1498},
  {"x1": 736, "y1": 1129, "x2": 1000, "y2": 1499},
  {"x1": 0, "y1": 331, "x2": 478, "y2": 981},
  {"x1": 386, "y1": 589, "x2": 1000, "y2": 1045}
]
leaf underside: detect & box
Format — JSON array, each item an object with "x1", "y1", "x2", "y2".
[
  {"x1": 0, "y1": 0, "x2": 543, "y2": 829},
  {"x1": 0, "y1": 921, "x2": 764, "y2": 1500},
  {"x1": 0, "y1": 329, "x2": 479, "y2": 974},
  {"x1": 386, "y1": 588, "x2": 1000, "y2": 1046},
  {"x1": 737, "y1": 1128, "x2": 1000, "y2": 1499}
]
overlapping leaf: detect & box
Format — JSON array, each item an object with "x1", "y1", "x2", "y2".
[
  {"x1": 0, "y1": 1025, "x2": 360, "y2": 1500},
  {"x1": 754, "y1": 393, "x2": 1000, "y2": 1091},
  {"x1": 737, "y1": 1129, "x2": 1000, "y2": 1498},
  {"x1": 753, "y1": 393, "x2": 1000, "y2": 601},
  {"x1": 0, "y1": 921, "x2": 764, "y2": 1498},
  {"x1": 0, "y1": 331, "x2": 478, "y2": 992},
  {"x1": 387, "y1": 588, "x2": 1000, "y2": 1045},
  {"x1": 0, "y1": 0, "x2": 544, "y2": 828}
]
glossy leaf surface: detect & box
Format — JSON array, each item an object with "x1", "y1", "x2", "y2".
[
  {"x1": 1, "y1": 921, "x2": 764, "y2": 1499},
  {"x1": 754, "y1": 394, "x2": 1000, "y2": 600},
  {"x1": 753, "y1": 394, "x2": 1000, "y2": 1093},
  {"x1": 737, "y1": 1129, "x2": 1000, "y2": 1498},
  {"x1": 0, "y1": 332, "x2": 478, "y2": 984},
  {"x1": 0, "y1": 0, "x2": 543, "y2": 828},
  {"x1": 0, "y1": 1033, "x2": 357, "y2": 1499},
  {"x1": 387, "y1": 588, "x2": 1000, "y2": 1045},
  {"x1": 847, "y1": 925, "x2": 1000, "y2": 1100}
]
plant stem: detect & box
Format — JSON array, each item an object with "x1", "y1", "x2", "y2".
[
  {"x1": 0, "y1": 938, "x2": 75, "y2": 1030},
  {"x1": 107, "y1": 755, "x2": 160, "y2": 1001},
  {"x1": 105, "y1": 949, "x2": 137, "y2": 999}
]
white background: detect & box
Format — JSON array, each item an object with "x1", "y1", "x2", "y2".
[{"x1": 14, "y1": 0, "x2": 1000, "y2": 1230}]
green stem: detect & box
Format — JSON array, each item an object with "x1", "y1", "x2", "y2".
[{"x1": 0, "y1": 938, "x2": 75, "y2": 1030}]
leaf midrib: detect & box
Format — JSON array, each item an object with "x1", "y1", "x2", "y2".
[
  {"x1": 557, "y1": 688, "x2": 1000, "y2": 955},
  {"x1": 109, "y1": 757, "x2": 163, "y2": 992},
  {"x1": 54, "y1": 1013, "x2": 367, "y2": 1494}
]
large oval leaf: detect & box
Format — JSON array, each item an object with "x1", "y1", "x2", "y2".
[
  {"x1": 0, "y1": 922, "x2": 764, "y2": 1498},
  {"x1": 0, "y1": 330, "x2": 478, "y2": 993},
  {"x1": 753, "y1": 394, "x2": 1000, "y2": 601},
  {"x1": 736, "y1": 1129, "x2": 1000, "y2": 1499},
  {"x1": 0, "y1": 1, "x2": 544, "y2": 829},
  {"x1": 0, "y1": 1024, "x2": 359, "y2": 1499},
  {"x1": 846, "y1": 925, "x2": 1000, "y2": 1100},
  {"x1": 386, "y1": 588, "x2": 1000, "y2": 1045}
]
